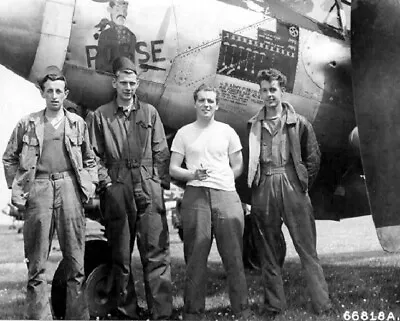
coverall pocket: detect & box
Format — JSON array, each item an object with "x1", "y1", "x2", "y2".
[
  {"x1": 136, "y1": 120, "x2": 152, "y2": 129},
  {"x1": 134, "y1": 186, "x2": 151, "y2": 214},
  {"x1": 136, "y1": 120, "x2": 152, "y2": 143},
  {"x1": 20, "y1": 135, "x2": 39, "y2": 170},
  {"x1": 141, "y1": 178, "x2": 165, "y2": 215},
  {"x1": 68, "y1": 135, "x2": 83, "y2": 169},
  {"x1": 297, "y1": 162, "x2": 309, "y2": 192}
]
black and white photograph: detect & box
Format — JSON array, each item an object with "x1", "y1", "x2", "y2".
[{"x1": 1, "y1": 0, "x2": 399, "y2": 320}]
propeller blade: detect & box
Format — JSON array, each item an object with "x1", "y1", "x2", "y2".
[{"x1": 352, "y1": 0, "x2": 400, "y2": 252}]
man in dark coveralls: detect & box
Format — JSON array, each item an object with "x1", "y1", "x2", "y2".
[
  {"x1": 247, "y1": 68, "x2": 332, "y2": 316},
  {"x1": 88, "y1": 56, "x2": 172, "y2": 320},
  {"x1": 95, "y1": 0, "x2": 136, "y2": 73},
  {"x1": 3, "y1": 66, "x2": 98, "y2": 320}
]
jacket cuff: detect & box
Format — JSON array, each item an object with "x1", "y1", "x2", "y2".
[
  {"x1": 97, "y1": 176, "x2": 112, "y2": 193},
  {"x1": 161, "y1": 179, "x2": 170, "y2": 190}
]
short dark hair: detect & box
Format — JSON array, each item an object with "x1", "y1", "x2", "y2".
[
  {"x1": 112, "y1": 56, "x2": 137, "y2": 76},
  {"x1": 256, "y1": 68, "x2": 287, "y2": 88},
  {"x1": 114, "y1": 69, "x2": 137, "y2": 80},
  {"x1": 193, "y1": 84, "x2": 220, "y2": 104},
  {"x1": 38, "y1": 74, "x2": 68, "y2": 91}
]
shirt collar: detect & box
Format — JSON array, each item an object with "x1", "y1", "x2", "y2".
[
  {"x1": 256, "y1": 103, "x2": 293, "y2": 124},
  {"x1": 113, "y1": 95, "x2": 140, "y2": 114},
  {"x1": 118, "y1": 100, "x2": 133, "y2": 113},
  {"x1": 256, "y1": 105, "x2": 285, "y2": 121}
]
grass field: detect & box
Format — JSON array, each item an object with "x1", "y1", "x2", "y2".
[{"x1": 1, "y1": 215, "x2": 400, "y2": 320}]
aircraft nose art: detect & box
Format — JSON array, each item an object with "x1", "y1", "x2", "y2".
[
  {"x1": 0, "y1": 0, "x2": 46, "y2": 79},
  {"x1": 352, "y1": 0, "x2": 400, "y2": 252}
]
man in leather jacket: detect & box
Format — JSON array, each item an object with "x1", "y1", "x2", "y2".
[{"x1": 247, "y1": 68, "x2": 332, "y2": 316}]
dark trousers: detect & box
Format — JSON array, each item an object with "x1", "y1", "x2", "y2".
[
  {"x1": 103, "y1": 175, "x2": 172, "y2": 320},
  {"x1": 181, "y1": 186, "x2": 248, "y2": 317},
  {"x1": 23, "y1": 174, "x2": 88, "y2": 320},
  {"x1": 251, "y1": 169, "x2": 331, "y2": 314}
]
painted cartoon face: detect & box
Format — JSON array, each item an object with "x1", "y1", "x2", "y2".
[
  {"x1": 41, "y1": 79, "x2": 69, "y2": 112},
  {"x1": 259, "y1": 79, "x2": 284, "y2": 109},
  {"x1": 194, "y1": 90, "x2": 219, "y2": 121},
  {"x1": 108, "y1": 0, "x2": 129, "y2": 26}
]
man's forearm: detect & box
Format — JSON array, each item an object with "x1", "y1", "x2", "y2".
[
  {"x1": 3, "y1": 164, "x2": 18, "y2": 189},
  {"x1": 231, "y1": 164, "x2": 243, "y2": 179},
  {"x1": 170, "y1": 166, "x2": 196, "y2": 182}
]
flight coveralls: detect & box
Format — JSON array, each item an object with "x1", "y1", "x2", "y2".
[
  {"x1": 247, "y1": 102, "x2": 331, "y2": 314},
  {"x1": 2, "y1": 109, "x2": 98, "y2": 320},
  {"x1": 88, "y1": 97, "x2": 172, "y2": 320}
]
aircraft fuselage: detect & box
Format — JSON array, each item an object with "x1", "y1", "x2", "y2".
[{"x1": 0, "y1": 0, "x2": 357, "y2": 218}]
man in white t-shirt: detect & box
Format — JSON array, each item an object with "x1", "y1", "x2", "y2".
[{"x1": 170, "y1": 84, "x2": 249, "y2": 320}]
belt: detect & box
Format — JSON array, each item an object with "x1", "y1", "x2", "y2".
[
  {"x1": 260, "y1": 164, "x2": 292, "y2": 176},
  {"x1": 35, "y1": 170, "x2": 74, "y2": 180},
  {"x1": 107, "y1": 158, "x2": 153, "y2": 169},
  {"x1": 107, "y1": 159, "x2": 140, "y2": 169}
]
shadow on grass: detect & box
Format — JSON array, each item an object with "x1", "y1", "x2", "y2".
[
  {"x1": 0, "y1": 278, "x2": 27, "y2": 320},
  {"x1": 169, "y1": 253, "x2": 400, "y2": 320},
  {"x1": 264, "y1": 259, "x2": 400, "y2": 321},
  {"x1": 0, "y1": 296, "x2": 26, "y2": 320},
  {"x1": 107, "y1": 244, "x2": 400, "y2": 321},
  {"x1": 2, "y1": 219, "x2": 400, "y2": 321},
  {"x1": 2, "y1": 257, "x2": 400, "y2": 320}
]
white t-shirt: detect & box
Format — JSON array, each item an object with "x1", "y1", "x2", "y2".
[{"x1": 171, "y1": 121, "x2": 242, "y2": 191}]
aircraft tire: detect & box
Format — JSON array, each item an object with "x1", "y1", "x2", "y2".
[
  {"x1": 84, "y1": 239, "x2": 112, "y2": 276},
  {"x1": 50, "y1": 239, "x2": 112, "y2": 320},
  {"x1": 51, "y1": 259, "x2": 67, "y2": 320},
  {"x1": 85, "y1": 264, "x2": 117, "y2": 318}
]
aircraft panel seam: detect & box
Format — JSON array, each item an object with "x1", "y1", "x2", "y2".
[
  {"x1": 173, "y1": 17, "x2": 274, "y2": 59},
  {"x1": 28, "y1": 0, "x2": 75, "y2": 82}
]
